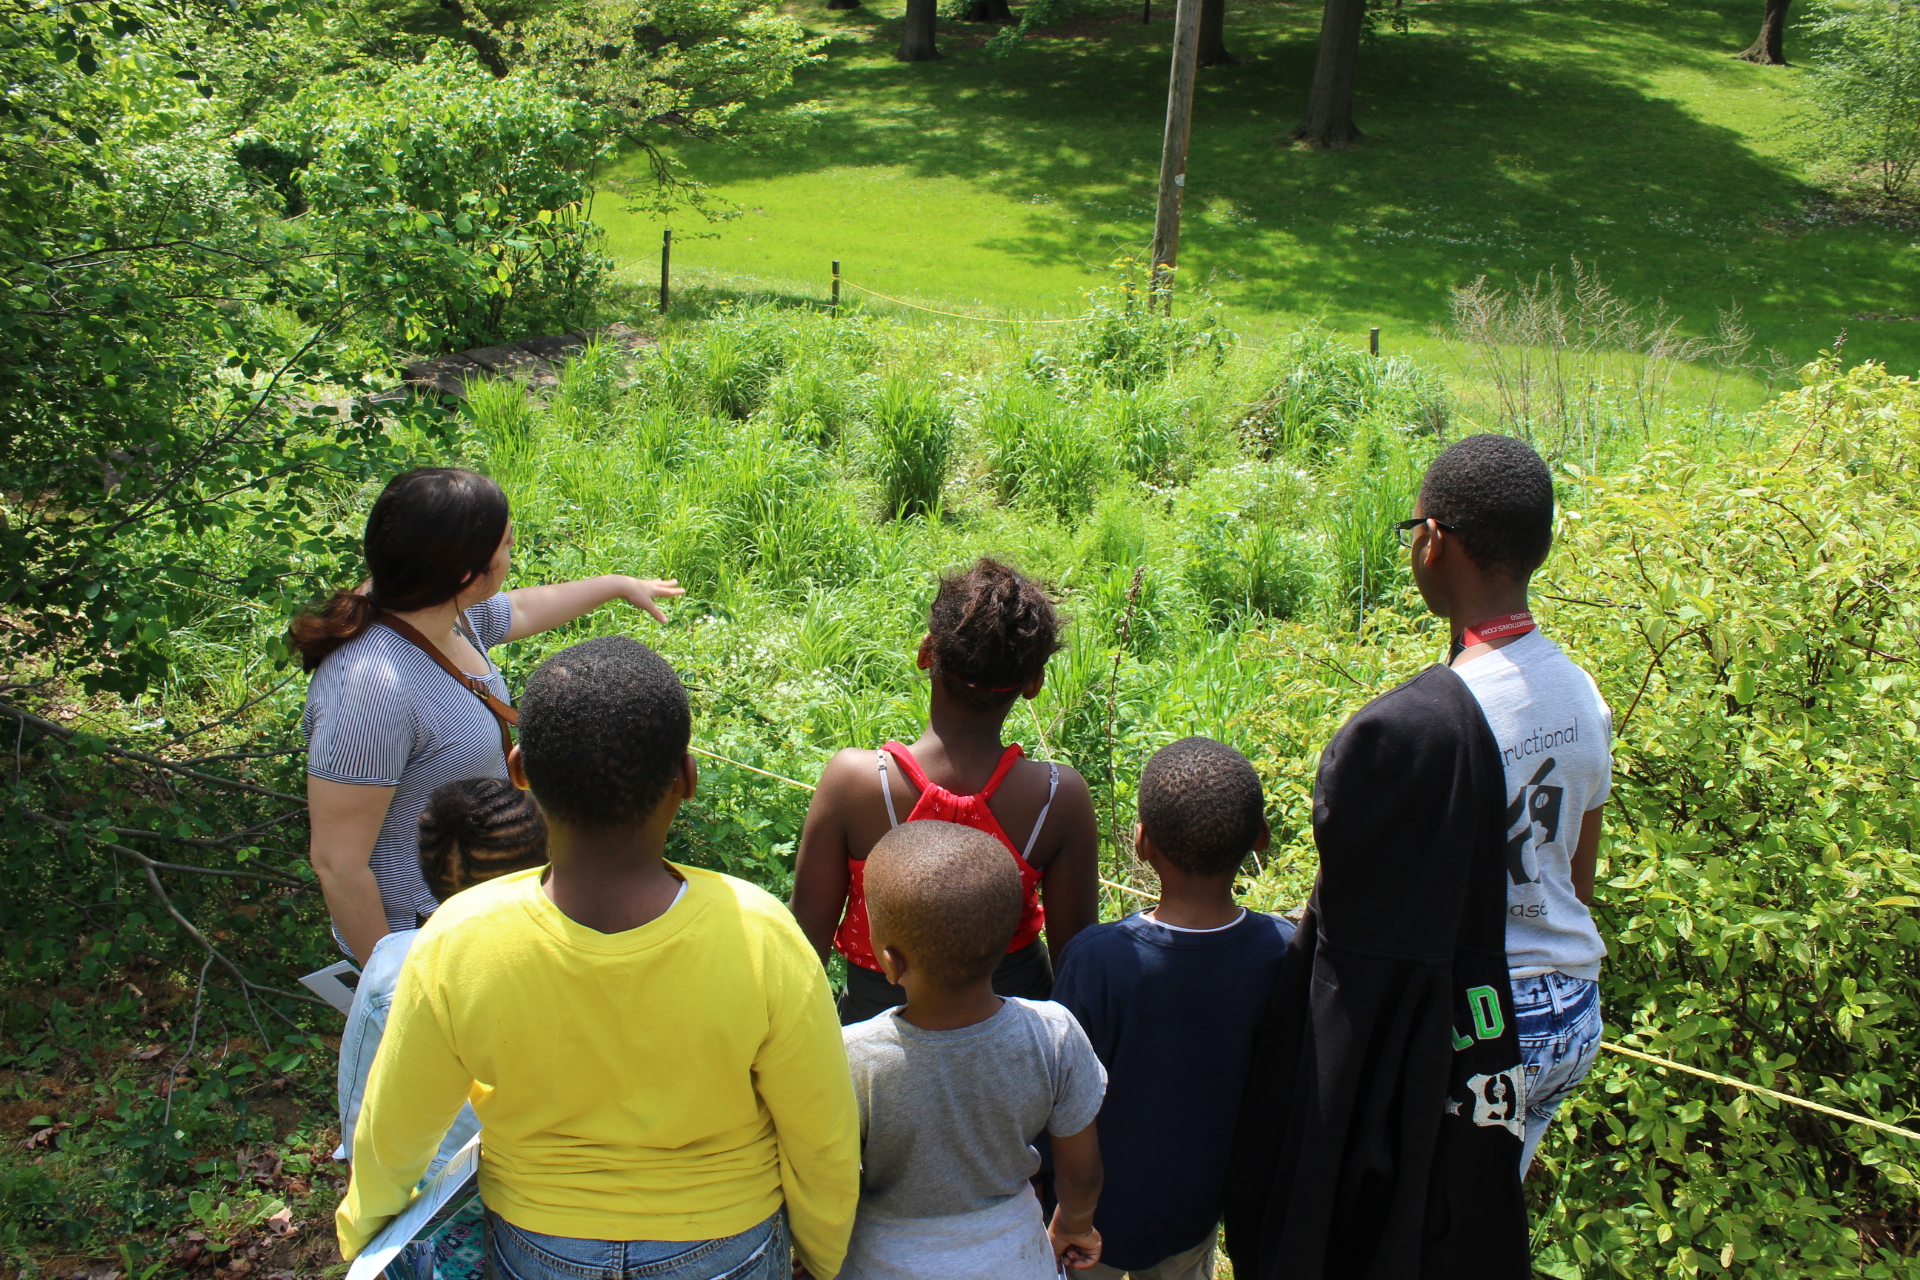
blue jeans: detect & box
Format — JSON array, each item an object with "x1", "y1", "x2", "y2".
[
  {"x1": 337, "y1": 929, "x2": 479, "y2": 1171},
  {"x1": 484, "y1": 1210, "x2": 788, "y2": 1280},
  {"x1": 1512, "y1": 971, "x2": 1602, "y2": 1176}
]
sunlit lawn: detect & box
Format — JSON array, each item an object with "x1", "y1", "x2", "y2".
[{"x1": 597, "y1": 0, "x2": 1920, "y2": 379}]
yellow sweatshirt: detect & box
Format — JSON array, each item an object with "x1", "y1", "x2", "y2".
[{"x1": 334, "y1": 865, "x2": 860, "y2": 1278}]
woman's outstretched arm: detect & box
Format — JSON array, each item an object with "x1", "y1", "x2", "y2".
[{"x1": 503, "y1": 576, "x2": 683, "y2": 641}]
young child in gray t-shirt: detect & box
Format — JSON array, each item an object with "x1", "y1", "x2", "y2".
[{"x1": 833, "y1": 821, "x2": 1107, "y2": 1280}]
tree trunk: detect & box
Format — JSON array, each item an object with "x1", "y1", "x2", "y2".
[
  {"x1": 897, "y1": 0, "x2": 943, "y2": 59},
  {"x1": 1290, "y1": 0, "x2": 1364, "y2": 149},
  {"x1": 965, "y1": 0, "x2": 1014, "y2": 20},
  {"x1": 1198, "y1": 0, "x2": 1237, "y2": 66},
  {"x1": 1734, "y1": 0, "x2": 1790, "y2": 65},
  {"x1": 827, "y1": 0, "x2": 861, "y2": 10}
]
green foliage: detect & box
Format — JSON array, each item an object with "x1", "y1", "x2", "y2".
[
  {"x1": 1238, "y1": 325, "x2": 1448, "y2": 460},
  {"x1": 1184, "y1": 510, "x2": 1317, "y2": 623},
  {"x1": 505, "y1": 0, "x2": 825, "y2": 218},
  {"x1": 1098, "y1": 384, "x2": 1192, "y2": 486},
  {"x1": 1803, "y1": 0, "x2": 1920, "y2": 198},
  {"x1": 294, "y1": 46, "x2": 612, "y2": 351},
  {"x1": 1322, "y1": 417, "x2": 1426, "y2": 622},
  {"x1": 1523, "y1": 355, "x2": 1920, "y2": 1277},
  {"x1": 979, "y1": 381, "x2": 1110, "y2": 521},
  {"x1": 1034, "y1": 275, "x2": 1230, "y2": 392},
  {"x1": 864, "y1": 376, "x2": 957, "y2": 518}
]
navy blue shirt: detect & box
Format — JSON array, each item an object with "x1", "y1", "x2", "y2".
[{"x1": 1051, "y1": 908, "x2": 1296, "y2": 1271}]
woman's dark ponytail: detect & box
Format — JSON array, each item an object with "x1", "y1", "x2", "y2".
[
  {"x1": 290, "y1": 468, "x2": 511, "y2": 672},
  {"x1": 290, "y1": 591, "x2": 381, "y2": 674}
]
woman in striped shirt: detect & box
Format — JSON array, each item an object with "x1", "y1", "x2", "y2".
[{"x1": 293, "y1": 467, "x2": 681, "y2": 964}]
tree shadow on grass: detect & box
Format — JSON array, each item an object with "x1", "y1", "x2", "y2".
[{"x1": 643, "y1": 0, "x2": 1920, "y2": 361}]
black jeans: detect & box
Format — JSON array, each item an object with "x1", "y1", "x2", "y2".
[{"x1": 836, "y1": 938, "x2": 1054, "y2": 1025}]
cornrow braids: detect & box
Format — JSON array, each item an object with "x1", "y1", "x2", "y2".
[
  {"x1": 927, "y1": 558, "x2": 1063, "y2": 713},
  {"x1": 419, "y1": 777, "x2": 549, "y2": 901}
]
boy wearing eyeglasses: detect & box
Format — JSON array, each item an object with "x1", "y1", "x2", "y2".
[{"x1": 1227, "y1": 434, "x2": 1609, "y2": 1280}]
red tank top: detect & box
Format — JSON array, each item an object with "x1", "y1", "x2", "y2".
[{"x1": 833, "y1": 741, "x2": 1055, "y2": 972}]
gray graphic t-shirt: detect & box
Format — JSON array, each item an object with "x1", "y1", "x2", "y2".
[
  {"x1": 843, "y1": 997, "x2": 1107, "y2": 1219},
  {"x1": 1454, "y1": 629, "x2": 1613, "y2": 981}
]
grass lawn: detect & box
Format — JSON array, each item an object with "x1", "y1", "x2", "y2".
[{"x1": 597, "y1": 0, "x2": 1920, "y2": 376}]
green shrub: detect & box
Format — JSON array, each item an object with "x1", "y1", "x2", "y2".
[
  {"x1": 978, "y1": 380, "x2": 1111, "y2": 520},
  {"x1": 1041, "y1": 279, "x2": 1229, "y2": 391},
  {"x1": 1238, "y1": 327, "x2": 1448, "y2": 460},
  {"x1": 295, "y1": 46, "x2": 611, "y2": 350},
  {"x1": 1185, "y1": 510, "x2": 1316, "y2": 622},
  {"x1": 1803, "y1": 0, "x2": 1920, "y2": 198},
  {"x1": 1080, "y1": 491, "x2": 1153, "y2": 572},
  {"x1": 1320, "y1": 417, "x2": 1424, "y2": 624},
  {"x1": 865, "y1": 376, "x2": 957, "y2": 518},
  {"x1": 764, "y1": 367, "x2": 854, "y2": 445},
  {"x1": 1528, "y1": 355, "x2": 1920, "y2": 1276},
  {"x1": 1098, "y1": 384, "x2": 1190, "y2": 485}
]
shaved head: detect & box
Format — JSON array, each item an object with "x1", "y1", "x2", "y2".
[{"x1": 865, "y1": 821, "x2": 1022, "y2": 988}]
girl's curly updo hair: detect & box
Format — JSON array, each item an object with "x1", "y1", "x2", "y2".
[{"x1": 927, "y1": 558, "x2": 1063, "y2": 713}]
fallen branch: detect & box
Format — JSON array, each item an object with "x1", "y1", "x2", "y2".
[
  {"x1": 137, "y1": 860, "x2": 328, "y2": 1013},
  {"x1": 0, "y1": 698, "x2": 304, "y2": 803},
  {"x1": 27, "y1": 812, "x2": 307, "y2": 889}
]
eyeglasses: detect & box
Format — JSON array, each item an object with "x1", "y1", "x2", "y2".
[{"x1": 1393, "y1": 516, "x2": 1456, "y2": 547}]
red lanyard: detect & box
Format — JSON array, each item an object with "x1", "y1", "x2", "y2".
[{"x1": 1459, "y1": 611, "x2": 1536, "y2": 647}]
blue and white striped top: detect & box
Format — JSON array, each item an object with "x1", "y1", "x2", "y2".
[{"x1": 302, "y1": 593, "x2": 514, "y2": 941}]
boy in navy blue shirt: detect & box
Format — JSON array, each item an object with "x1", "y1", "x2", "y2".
[{"x1": 1051, "y1": 737, "x2": 1295, "y2": 1280}]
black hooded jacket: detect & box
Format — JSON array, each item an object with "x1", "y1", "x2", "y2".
[{"x1": 1224, "y1": 663, "x2": 1529, "y2": 1280}]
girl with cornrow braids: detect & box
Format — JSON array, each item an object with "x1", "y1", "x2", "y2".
[
  {"x1": 792, "y1": 558, "x2": 1099, "y2": 1025},
  {"x1": 335, "y1": 776, "x2": 549, "y2": 1249}
]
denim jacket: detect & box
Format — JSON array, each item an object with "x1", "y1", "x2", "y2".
[{"x1": 335, "y1": 928, "x2": 480, "y2": 1173}]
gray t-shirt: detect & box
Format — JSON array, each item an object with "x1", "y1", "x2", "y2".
[
  {"x1": 1453, "y1": 629, "x2": 1613, "y2": 982},
  {"x1": 303, "y1": 593, "x2": 514, "y2": 939},
  {"x1": 843, "y1": 997, "x2": 1107, "y2": 1219}
]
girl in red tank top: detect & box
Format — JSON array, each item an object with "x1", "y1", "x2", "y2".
[{"x1": 790, "y1": 559, "x2": 1100, "y2": 1025}]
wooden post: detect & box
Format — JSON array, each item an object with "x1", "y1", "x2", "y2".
[
  {"x1": 832, "y1": 260, "x2": 841, "y2": 313},
  {"x1": 1369, "y1": 326, "x2": 1380, "y2": 356},
  {"x1": 1148, "y1": 0, "x2": 1203, "y2": 315},
  {"x1": 659, "y1": 228, "x2": 672, "y2": 315}
]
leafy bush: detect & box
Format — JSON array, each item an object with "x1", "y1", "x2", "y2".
[
  {"x1": 1803, "y1": 0, "x2": 1920, "y2": 199},
  {"x1": 1098, "y1": 384, "x2": 1191, "y2": 485},
  {"x1": 865, "y1": 376, "x2": 958, "y2": 518},
  {"x1": 1321, "y1": 417, "x2": 1425, "y2": 623},
  {"x1": 1527, "y1": 355, "x2": 1920, "y2": 1276},
  {"x1": 1185, "y1": 510, "x2": 1317, "y2": 622},
  {"x1": 1238, "y1": 326, "x2": 1447, "y2": 460},
  {"x1": 295, "y1": 47, "x2": 612, "y2": 351},
  {"x1": 1038, "y1": 277, "x2": 1230, "y2": 391}
]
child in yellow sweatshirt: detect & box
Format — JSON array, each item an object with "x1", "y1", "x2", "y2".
[{"x1": 335, "y1": 637, "x2": 861, "y2": 1280}]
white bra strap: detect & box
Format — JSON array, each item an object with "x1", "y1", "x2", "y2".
[
  {"x1": 1022, "y1": 763, "x2": 1060, "y2": 861},
  {"x1": 878, "y1": 749, "x2": 900, "y2": 829}
]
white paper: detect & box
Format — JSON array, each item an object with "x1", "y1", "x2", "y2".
[
  {"x1": 346, "y1": 1136, "x2": 482, "y2": 1280},
  {"x1": 298, "y1": 959, "x2": 362, "y2": 1014}
]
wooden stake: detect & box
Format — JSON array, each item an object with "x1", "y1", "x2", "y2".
[
  {"x1": 1149, "y1": 0, "x2": 1203, "y2": 315},
  {"x1": 659, "y1": 228, "x2": 672, "y2": 315},
  {"x1": 832, "y1": 260, "x2": 841, "y2": 313},
  {"x1": 1370, "y1": 326, "x2": 1380, "y2": 356}
]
